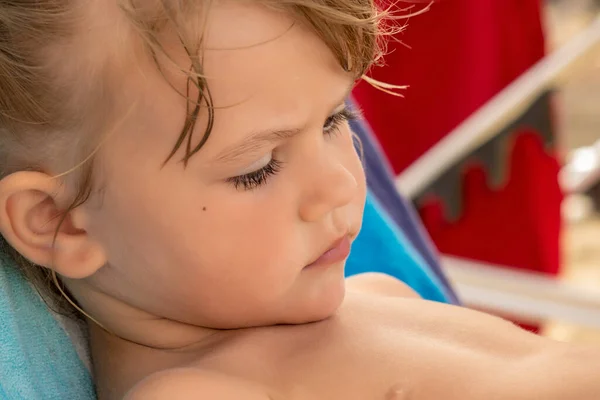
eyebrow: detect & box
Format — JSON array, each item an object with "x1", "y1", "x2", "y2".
[
  {"x1": 215, "y1": 84, "x2": 355, "y2": 164},
  {"x1": 215, "y1": 128, "x2": 301, "y2": 164}
]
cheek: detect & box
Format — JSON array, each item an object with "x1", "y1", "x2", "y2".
[
  {"x1": 344, "y1": 133, "x2": 367, "y2": 200},
  {"x1": 88, "y1": 178, "x2": 301, "y2": 313},
  {"x1": 342, "y1": 133, "x2": 368, "y2": 227},
  {"x1": 152, "y1": 182, "x2": 301, "y2": 286},
  {"x1": 162, "y1": 188, "x2": 305, "y2": 320},
  {"x1": 357, "y1": 161, "x2": 367, "y2": 203},
  {"x1": 190, "y1": 187, "x2": 301, "y2": 270}
]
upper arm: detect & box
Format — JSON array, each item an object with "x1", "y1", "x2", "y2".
[
  {"x1": 346, "y1": 272, "x2": 420, "y2": 298},
  {"x1": 124, "y1": 368, "x2": 272, "y2": 400}
]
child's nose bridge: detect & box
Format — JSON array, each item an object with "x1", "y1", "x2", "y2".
[{"x1": 299, "y1": 152, "x2": 358, "y2": 222}]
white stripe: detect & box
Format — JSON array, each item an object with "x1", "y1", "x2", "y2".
[{"x1": 442, "y1": 255, "x2": 600, "y2": 329}]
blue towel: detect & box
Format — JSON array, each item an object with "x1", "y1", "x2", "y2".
[
  {"x1": 0, "y1": 253, "x2": 95, "y2": 400},
  {"x1": 348, "y1": 99, "x2": 459, "y2": 304},
  {"x1": 346, "y1": 192, "x2": 451, "y2": 303}
]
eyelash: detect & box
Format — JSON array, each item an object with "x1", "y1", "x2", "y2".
[
  {"x1": 228, "y1": 107, "x2": 359, "y2": 191},
  {"x1": 322, "y1": 107, "x2": 359, "y2": 137}
]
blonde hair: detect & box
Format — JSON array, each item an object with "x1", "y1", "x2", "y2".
[{"x1": 0, "y1": 0, "x2": 410, "y2": 314}]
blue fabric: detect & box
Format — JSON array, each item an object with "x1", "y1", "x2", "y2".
[
  {"x1": 348, "y1": 99, "x2": 460, "y2": 304},
  {"x1": 347, "y1": 192, "x2": 450, "y2": 303},
  {"x1": 0, "y1": 253, "x2": 95, "y2": 400}
]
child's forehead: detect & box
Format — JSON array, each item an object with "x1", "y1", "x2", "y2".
[
  {"x1": 72, "y1": 1, "x2": 346, "y2": 113},
  {"x1": 103, "y1": 2, "x2": 318, "y2": 101},
  {"x1": 102, "y1": 2, "x2": 350, "y2": 164},
  {"x1": 203, "y1": 2, "x2": 294, "y2": 49},
  {"x1": 201, "y1": 10, "x2": 341, "y2": 105},
  {"x1": 134, "y1": 3, "x2": 344, "y2": 113},
  {"x1": 51, "y1": 3, "x2": 292, "y2": 128}
]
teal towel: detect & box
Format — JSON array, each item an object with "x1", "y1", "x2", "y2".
[
  {"x1": 0, "y1": 254, "x2": 95, "y2": 400},
  {"x1": 346, "y1": 192, "x2": 451, "y2": 303}
]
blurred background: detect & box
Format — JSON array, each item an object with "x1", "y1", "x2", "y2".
[
  {"x1": 352, "y1": 0, "x2": 600, "y2": 342},
  {"x1": 544, "y1": 0, "x2": 600, "y2": 342}
]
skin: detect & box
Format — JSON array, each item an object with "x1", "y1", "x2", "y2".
[{"x1": 0, "y1": 2, "x2": 600, "y2": 399}]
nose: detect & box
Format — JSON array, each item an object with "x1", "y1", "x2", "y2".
[{"x1": 298, "y1": 154, "x2": 358, "y2": 223}]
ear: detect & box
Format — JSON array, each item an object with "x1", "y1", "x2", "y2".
[{"x1": 0, "y1": 171, "x2": 106, "y2": 279}]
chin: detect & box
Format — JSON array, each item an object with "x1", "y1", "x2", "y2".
[
  {"x1": 283, "y1": 302, "x2": 343, "y2": 325},
  {"x1": 284, "y1": 267, "x2": 347, "y2": 324}
]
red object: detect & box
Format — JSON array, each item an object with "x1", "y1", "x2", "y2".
[
  {"x1": 419, "y1": 132, "x2": 562, "y2": 276},
  {"x1": 353, "y1": 0, "x2": 562, "y2": 322}
]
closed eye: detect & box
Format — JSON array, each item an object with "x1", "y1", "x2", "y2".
[
  {"x1": 323, "y1": 106, "x2": 360, "y2": 136},
  {"x1": 227, "y1": 105, "x2": 360, "y2": 192}
]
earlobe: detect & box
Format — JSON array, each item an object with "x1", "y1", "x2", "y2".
[{"x1": 0, "y1": 171, "x2": 106, "y2": 279}]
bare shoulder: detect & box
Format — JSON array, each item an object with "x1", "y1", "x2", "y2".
[
  {"x1": 124, "y1": 368, "x2": 272, "y2": 400},
  {"x1": 345, "y1": 272, "x2": 420, "y2": 298}
]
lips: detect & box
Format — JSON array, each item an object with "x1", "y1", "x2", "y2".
[{"x1": 305, "y1": 235, "x2": 351, "y2": 268}]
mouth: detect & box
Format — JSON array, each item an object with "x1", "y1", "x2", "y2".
[{"x1": 305, "y1": 235, "x2": 352, "y2": 269}]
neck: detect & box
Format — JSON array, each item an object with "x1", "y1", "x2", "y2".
[{"x1": 66, "y1": 278, "x2": 227, "y2": 351}]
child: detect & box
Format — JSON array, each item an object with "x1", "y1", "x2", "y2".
[{"x1": 0, "y1": 1, "x2": 599, "y2": 399}]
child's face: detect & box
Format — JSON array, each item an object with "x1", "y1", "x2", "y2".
[{"x1": 79, "y1": 3, "x2": 366, "y2": 329}]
